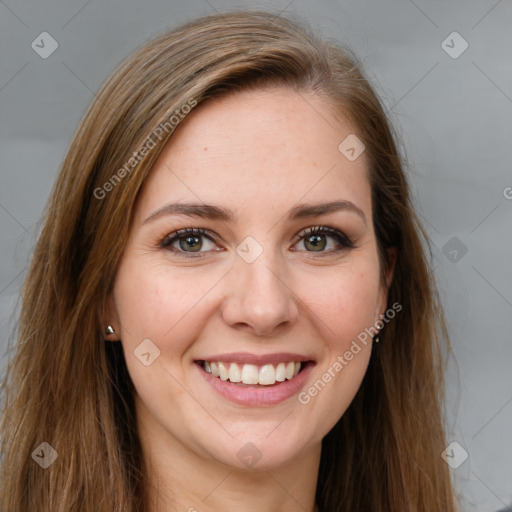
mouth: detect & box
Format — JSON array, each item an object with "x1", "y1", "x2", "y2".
[
  {"x1": 193, "y1": 352, "x2": 316, "y2": 406},
  {"x1": 195, "y1": 359, "x2": 314, "y2": 387}
]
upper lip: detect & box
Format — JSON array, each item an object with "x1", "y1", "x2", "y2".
[{"x1": 196, "y1": 352, "x2": 315, "y2": 365}]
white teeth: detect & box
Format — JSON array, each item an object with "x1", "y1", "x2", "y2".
[
  {"x1": 228, "y1": 362, "x2": 241, "y2": 383},
  {"x1": 285, "y1": 362, "x2": 295, "y2": 380},
  {"x1": 275, "y1": 362, "x2": 286, "y2": 382},
  {"x1": 241, "y1": 364, "x2": 259, "y2": 384},
  {"x1": 202, "y1": 360, "x2": 304, "y2": 385},
  {"x1": 218, "y1": 362, "x2": 229, "y2": 381},
  {"x1": 258, "y1": 364, "x2": 276, "y2": 385},
  {"x1": 210, "y1": 362, "x2": 220, "y2": 377}
]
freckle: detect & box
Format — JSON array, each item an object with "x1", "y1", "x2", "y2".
[{"x1": 203, "y1": 147, "x2": 208, "y2": 151}]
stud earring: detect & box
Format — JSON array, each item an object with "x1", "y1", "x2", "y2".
[
  {"x1": 105, "y1": 325, "x2": 115, "y2": 335},
  {"x1": 374, "y1": 323, "x2": 383, "y2": 343}
]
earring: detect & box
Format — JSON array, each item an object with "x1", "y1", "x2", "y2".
[
  {"x1": 374, "y1": 324, "x2": 383, "y2": 343},
  {"x1": 105, "y1": 325, "x2": 115, "y2": 335}
]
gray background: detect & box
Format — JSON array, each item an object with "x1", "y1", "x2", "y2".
[{"x1": 1, "y1": 1, "x2": 511, "y2": 510}]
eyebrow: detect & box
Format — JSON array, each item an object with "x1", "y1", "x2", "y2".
[{"x1": 142, "y1": 200, "x2": 366, "y2": 225}]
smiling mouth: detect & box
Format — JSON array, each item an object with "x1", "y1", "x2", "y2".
[{"x1": 195, "y1": 360, "x2": 313, "y2": 387}]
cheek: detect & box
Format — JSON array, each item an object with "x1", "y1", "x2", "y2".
[
  {"x1": 112, "y1": 257, "x2": 214, "y2": 424},
  {"x1": 292, "y1": 262, "x2": 379, "y2": 437},
  {"x1": 302, "y1": 258, "x2": 382, "y2": 344},
  {"x1": 112, "y1": 256, "x2": 224, "y2": 355}
]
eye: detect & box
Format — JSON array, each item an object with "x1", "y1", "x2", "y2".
[
  {"x1": 160, "y1": 225, "x2": 355, "y2": 259},
  {"x1": 293, "y1": 226, "x2": 355, "y2": 253},
  {"x1": 160, "y1": 228, "x2": 220, "y2": 258}
]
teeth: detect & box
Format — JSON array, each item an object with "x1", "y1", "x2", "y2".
[
  {"x1": 259, "y1": 364, "x2": 276, "y2": 385},
  {"x1": 241, "y1": 364, "x2": 259, "y2": 384},
  {"x1": 228, "y1": 363, "x2": 242, "y2": 383},
  {"x1": 218, "y1": 362, "x2": 229, "y2": 381},
  {"x1": 285, "y1": 362, "x2": 295, "y2": 380},
  {"x1": 202, "y1": 360, "x2": 304, "y2": 385},
  {"x1": 275, "y1": 362, "x2": 286, "y2": 382},
  {"x1": 210, "y1": 362, "x2": 219, "y2": 377}
]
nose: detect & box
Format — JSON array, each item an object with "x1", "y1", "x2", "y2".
[{"x1": 221, "y1": 249, "x2": 299, "y2": 337}]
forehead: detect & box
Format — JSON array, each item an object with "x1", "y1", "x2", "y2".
[{"x1": 136, "y1": 88, "x2": 371, "y2": 221}]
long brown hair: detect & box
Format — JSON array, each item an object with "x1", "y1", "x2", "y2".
[{"x1": 1, "y1": 11, "x2": 458, "y2": 511}]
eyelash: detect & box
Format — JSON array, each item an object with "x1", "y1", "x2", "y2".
[{"x1": 159, "y1": 226, "x2": 355, "y2": 259}]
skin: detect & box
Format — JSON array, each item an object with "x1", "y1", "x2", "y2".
[{"x1": 106, "y1": 88, "x2": 393, "y2": 512}]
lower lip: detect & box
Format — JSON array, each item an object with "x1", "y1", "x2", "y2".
[{"x1": 196, "y1": 362, "x2": 315, "y2": 406}]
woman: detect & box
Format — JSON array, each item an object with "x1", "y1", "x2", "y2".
[{"x1": 0, "y1": 11, "x2": 458, "y2": 512}]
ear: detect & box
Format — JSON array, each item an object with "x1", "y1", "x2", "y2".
[
  {"x1": 103, "y1": 294, "x2": 121, "y2": 342},
  {"x1": 376, "y1": 247, "x2": 397, "y2": 320}
]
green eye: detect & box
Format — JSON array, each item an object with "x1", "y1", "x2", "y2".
[
  {"x1": 298, "y1": 226, "x2": 354, "y2": 253},
  {"x1": 160, "y1": 228, "x2": 216, "y2": 257},
  {"x1": 160, "y1": 225, "x2": 354, "y2": 259}
]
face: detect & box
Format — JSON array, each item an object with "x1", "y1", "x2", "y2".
[{"x1": 109, "y1": 88, "x2": 391, "y2": 472}]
